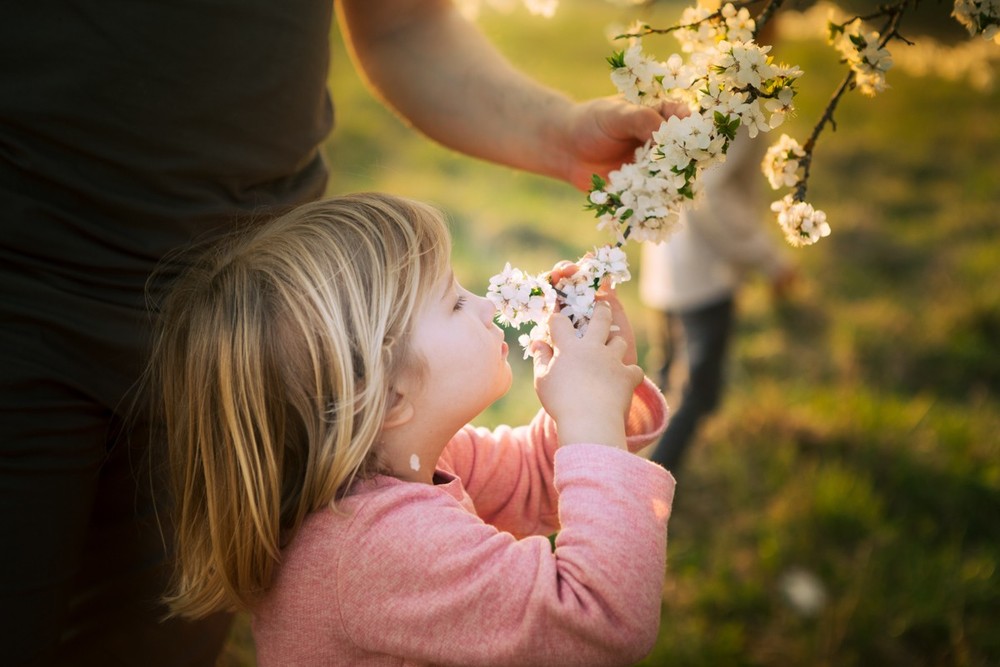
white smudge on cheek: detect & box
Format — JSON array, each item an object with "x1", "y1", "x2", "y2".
[{"x1": 409, "y1": 454, "x2": 421, "y2": 472}]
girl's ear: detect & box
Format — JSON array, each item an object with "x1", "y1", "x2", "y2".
[{"x1": 381, "y1": 390, "x2": 415, "y2": 430}]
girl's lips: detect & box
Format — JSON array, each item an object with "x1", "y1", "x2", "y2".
[{"x1": 501, "y1": 342, "x2": 509, "y2": 357}]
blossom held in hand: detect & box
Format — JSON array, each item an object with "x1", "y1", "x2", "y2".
[
  {"x1": 486, "y1": 263, "x2": 557, "y2": 328},
  {"x1": 486, "y1": 245, "x2": 635, "y2": 356}
]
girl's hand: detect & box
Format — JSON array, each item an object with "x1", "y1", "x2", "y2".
[
  {"x1": 595, "y1": 281, "x2": 637, "y2": 366},
  {"x1": 529, "y1": 302, "x2": 644, "y2": 449},
  {"x1": 548, "y1": 260, "x2": 638, "y2": 366}
]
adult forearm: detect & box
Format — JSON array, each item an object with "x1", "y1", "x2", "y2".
[{"x1": 337, "y1": 0, "x2": 576, "y2": 182}]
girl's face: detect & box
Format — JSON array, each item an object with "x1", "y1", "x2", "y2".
[
  {"x1": 406, "y1": 267, "x2": 513, "y2": 428},
  {"x1": 378, "y1": 263, "x2": 512, "y2": 482}
]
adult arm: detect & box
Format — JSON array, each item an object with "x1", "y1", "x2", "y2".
[{"x1": 336, "y1": 0, "x2": 680, "y2": 190}]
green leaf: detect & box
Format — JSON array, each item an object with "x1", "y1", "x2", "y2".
[{"x1": 606, "y1": 50, "x2": 626, "y2": 70}]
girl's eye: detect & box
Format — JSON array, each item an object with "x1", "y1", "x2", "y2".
[{"x1": 453, "y1": 295, "x2": 467, "y2": 312}]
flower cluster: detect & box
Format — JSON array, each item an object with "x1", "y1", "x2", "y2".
[
  {"x1": 488, "y1": 0, "x2": 994, "y2": 357},
  {"x1": 953, "y1": 0, "x2": 1000, "y2": 43},
  {"x1": 486, "y1": 246, "x2": 630, "y2": 356},
  {"x1": 486, "y1": 263, "x2": 557, "y2": 328},
  {"x1": 675, "y1": 2, "x2": 756, "y2": 52},
  {"x1": 771, "y1": 194, "x2": 831, "y2": 247},
  {"x1": 829, "y1": 19, "x2": 894, "y2": 96},
  {"x1": 587, "y1": 143, "x2": 683, "y2": 246},
  {"x1": 775, "y1": 2, "x2": 1000, "y2": 92},
  {"x1": 760, "y1": 133, "x2": 829, "y2": 245},
  {"x1": 761, "y1": 134, "x2": 806, "y2": 189},
  {"x1": 588, "y1": 1, "x2": 804, "y2": 246}
]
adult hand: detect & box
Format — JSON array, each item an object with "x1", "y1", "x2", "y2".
[
  {"x1": 340, "y1": 1, "x2": 690, "y2": 191},
  {"x1": 562, "y1": 97, "x2": 690, "y2": 191}
]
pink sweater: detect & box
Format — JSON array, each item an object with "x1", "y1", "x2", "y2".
[{"x1": 252, "y1": 379, "x2": 674, "y2": 667}]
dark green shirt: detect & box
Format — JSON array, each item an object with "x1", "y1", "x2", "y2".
[{"x1": 0, "y1": 0, "x2": 334, "y2": 300}]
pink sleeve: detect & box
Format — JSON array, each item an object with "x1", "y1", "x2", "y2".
[
  {"x1": 336, "y1": 445, "x2": 675, "y2": 666},
  {"x1": 440, "y1": 378, "x2": 669, "y2": 538}
]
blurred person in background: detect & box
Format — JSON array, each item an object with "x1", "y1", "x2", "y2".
[{"x1": 639, "y1": 127, "x2": 798, "y2": 475}]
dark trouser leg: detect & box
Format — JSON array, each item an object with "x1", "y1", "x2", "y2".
[
  {"x1": 649, "y1": 295, "x2": 735, "y2": 473},
  {"x1": 0, "y1": 360, "x2": 105, "y2": 666},
  {"x1": 644, "y1": 308, "x2": 682, "y2": 392},
  {"x1": 0, "y1": 281, "x2": 231, "y2": 667}
]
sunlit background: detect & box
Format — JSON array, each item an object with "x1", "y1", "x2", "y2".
[{"x1": 220, "y1": 1, "x2": 1000, "y2": 664}]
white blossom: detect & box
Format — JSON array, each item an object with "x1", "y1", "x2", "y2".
[
  {"x1": 832, "y1": 20, "x2": 893, "y2": 96},
  {"x1": 486, "y1": 245, "x2": 636, "y2": 355},
  {"x1": 722, "y1": 3, "x2": 756, "y2": 42},
  {"x1": 764, "y1": 86, "x2": 796, "y2": 129},
  {"x1": 652, "y1": 111, "x2": 726, "y2": 170},
  {"x1": 589, "y1": 190, "x2": 609, "y2": 206},
  {"x1": 661, "y1": 53, "x2": 697, "y2": 91},
  {"x1": 762, "y1": 134, "x2": 806, "y2": 189},
  {"x1": 486, "y1": 263, "x2": 557, "y2": 327},
  {"x1": 738, "y1": 98, "x2": 770, "y2": 138},
  {"x1": 675, "y1": 2, "x2": 725, "y2": 53},
  {"x1": 517, "y1": 324, "x2": 550, "y2": 359},
  {"x1": 953, "y1": 0, "x2": 1000, "y2": 42},
  {"x1": 715, "y1": 40, "x2": 776, "y2": 90},
  {"x1": 581, "y1": 245, "x2": 632, "y2": 287},
  {"x1": 771, "y1": 194, "x2": 831, "y2": 246},
  {"x1": 610, "y1": 44, "x2": 670, "y2": 106},
  {"x1": 553, "y1": 271, "x2": 598, "y2": 322}
]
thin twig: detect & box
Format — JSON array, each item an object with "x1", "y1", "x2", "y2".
[
  {"x1": 753, "y1": 0, "x2": 786, "y2": 35},
  {"x1": 618, "y1": 0, "x2": 764, "y2": 39},
  {"x1": 793, "y1": 0, "x2": 913, "y2": 201}
]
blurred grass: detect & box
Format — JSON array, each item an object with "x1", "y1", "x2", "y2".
[{"x1": 218, "y1": 2, "x2": 1000, "y2": 665}]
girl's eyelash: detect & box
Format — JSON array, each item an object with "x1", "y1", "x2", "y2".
[{"x1": 453, "y1": 295, "x2": 467, "y2": 311}]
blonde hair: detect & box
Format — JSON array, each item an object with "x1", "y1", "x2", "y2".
[{"x1": 150, "y1": 193, "x2": 451, "y2": 618}]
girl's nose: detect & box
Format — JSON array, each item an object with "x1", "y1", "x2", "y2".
[{"x1": 475, "y1": 293, "x2": 497, "y2": 324}]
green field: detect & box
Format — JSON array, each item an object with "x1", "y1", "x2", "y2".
[{"x1": 220, "y1": 2, "x2": 1000, "y2": 665}]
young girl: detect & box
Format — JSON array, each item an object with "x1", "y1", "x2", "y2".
[{"x1": 151, "y1": 192, "x2": 675, "y2": 666}]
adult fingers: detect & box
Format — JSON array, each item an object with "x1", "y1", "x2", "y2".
[{"x1": 656, "y1": 99, "x2": 692, "y2": 120}]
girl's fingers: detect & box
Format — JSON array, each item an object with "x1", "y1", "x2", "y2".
[
  {"x1": 607, "y1": 335, "x2": 629, "y2": 358},
  {"x1": 582, "y1": 301, "x2": 613, "y2": 340},
  {"x1": 546, "y1": 311, "x2": 577, "y2": 344},
  {"x1": 625, "y1": 363, "x2": 645, "y2": 389}
]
